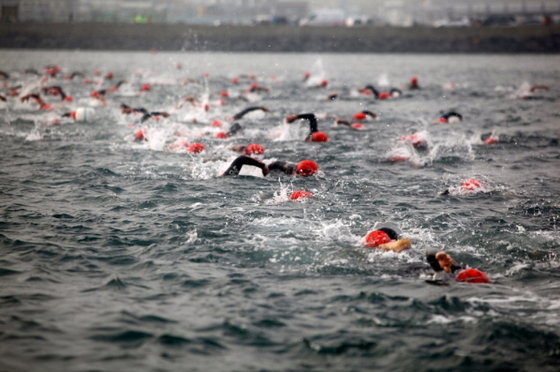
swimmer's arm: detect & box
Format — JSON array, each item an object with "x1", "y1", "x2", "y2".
[
  {"x1": 267, "y1": 161, "x2": 295, "y2": 175},
  {"x1": 221, "y1": 155, "x2": 268, "y2": 177},
  {"x1": 377, "y1": 238, "x2": 412, "y2": 253}
]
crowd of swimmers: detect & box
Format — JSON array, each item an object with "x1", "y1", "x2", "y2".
[{"x1": 2, "y1": 64, "x2": 544, "y2": 286}]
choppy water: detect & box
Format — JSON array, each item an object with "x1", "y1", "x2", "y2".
[{"x1": 1, "y1": 50, "x2": 559, "y2": 372}]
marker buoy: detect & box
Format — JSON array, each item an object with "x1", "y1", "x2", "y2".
[
  {"x1": 296, "y1": 160, "x2": 318, "y2": 177},
  {"x1": 456, "y1": 268, "x2": 489, "y2": 283},
  {"x1": 290, "y1": 190, "x2": 314, "y2": 201},
  {"x1": 311, "y1": 132, "x2": 328, "y2": 142},
  {"x1": 245, "y1": 144, "x2": 265, "y2": 155},
  {"x1": 74, "y1": 107, "x2": 96, "y2": 122},
  {"x1": 364, "y1": 230, "x2": 392, "y2": 248},
  {"x1": 188, "y1": 143, "x2": 205, "y2": 154}
]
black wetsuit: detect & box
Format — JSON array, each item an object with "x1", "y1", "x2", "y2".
[
  {"x1": 221, "y1": 156, "x2": 295, "y2": 177},
  {"x1": 440, "y1": 111, "x2": 463, "y2": 121},
  {"x1": 291, "y1": 113, "x2": 319, "y2": 141},
  {"x1": 232, "y1": 106, "x2": 267, "y2": 120},
  {"x1": 363, "y1": 85, "x2": 380, "y2": 98}
]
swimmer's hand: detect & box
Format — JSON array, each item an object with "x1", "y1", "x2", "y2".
[
  {"x1": 285, "y1": 114, "x2": 299, "y2": 123},
  {"x1": 261, "y1": 165, "x2": 269, "y2": 177},
  {"x1": 377, "y1": 238, "x2": 412, "y2": 253}
]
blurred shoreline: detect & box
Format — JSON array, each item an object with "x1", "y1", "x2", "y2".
[{"x1": 1, "y1": 22, "x2": 559, "y2": 53}]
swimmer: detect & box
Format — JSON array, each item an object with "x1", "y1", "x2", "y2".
[
  {"x1": 426, "y1": 249, "x2": 490, "y2": 284},
  {"x1": 176, "y1": 95, "x2": 200, "y2": 109},
  {"x1": 20, "y1": 93, "x2": 52, "y2": 110},
  {"x1": 214, "y1": 122, "x2": 244, "y2": 139},
  {"x1": 41, "y1": 86, "x2": 73, "y2": 102},
  {"x1": 440, "y1": 179, "x2": 484, "y2": 195},
  {"x1": 0, "y1": 94, "x2": 6, "y2": 102},
  {"x1": 435, "y1": 111, "x2": 462, "y2": 123},
  {"x1": 24, "y1": 68, "x2": 40, "y2": 76},
  {"x1": 44, "y1": 65, "x2": 61, "y2": 77},
  {"x1": 363, "y1": 227, "x2": 412, "y2": 253},
  {"x1": 221, "y1": 155, "x2": 318, "y2": 177},
  {"x1": 109, "y1": 80, "x2": 128, "y2": 92},
  {"x1": 66, "y1": 71, "x2": 85, "y2": 80},
  {"x1": 359, "y1": 85, "x2": 402, "y2": 99},
  {"x1": 0, "y1": 70, "x2": 9, "y2": 79},
  {"x1": 353, "y1": 110, "x2": 378, "y2": 121},
  {"x1": 408, "y1": 76, "x2": 420, "y2": 90},
  {"x1": 285, "y1": 113, "x2": 329, "y2": 142},
  {"x1": 248, "y1": 83, "x2": 270, "y2": 93},
  {"x1": 90, "y1": 89, "x2": 107, "y2": 105},
  {"x1": 230, "y1": 143, "x2": 265, "y2": 155},
  {"x1": 327, "y1": 92, "x2": 338, "y2": 100},
  {"x1": 231, "y1": 106, "x2": 269, "y2": 120},
  {"x1": 334, "y1": 119, "x2": 364, "y2": 131},
  {"x1": 139, "y1": 110, "x2": 170, "y2": 124}
]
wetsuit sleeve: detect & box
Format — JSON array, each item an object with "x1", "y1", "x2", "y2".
[
  {"x1": 267, "y1": 161, "x2": 296, "y2": 175},
  {"x1": 233, "y1": 107, "x2": 259, "y2": 120},
  {"x1": 296, "y1": 113, "x2": 318, "y2": 133},
  {"x1": 222, "y1": 155, "x2": 266, "y2": 176}
]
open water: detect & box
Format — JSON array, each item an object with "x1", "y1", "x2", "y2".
[{"x1": 0, "y1": 50, "x2": 559, "y2": 372}]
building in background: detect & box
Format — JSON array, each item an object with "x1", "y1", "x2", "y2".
[
  {"x1": 0, "y1": 0, "x2": 18, "y2": 22},
  {"x1": 1, "y1": 0, "x2": 558, "y2": 25}
]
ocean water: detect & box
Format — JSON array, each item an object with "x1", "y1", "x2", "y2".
[{"x1": 0, "y1": 50, "x2": 559, "y2": 372}]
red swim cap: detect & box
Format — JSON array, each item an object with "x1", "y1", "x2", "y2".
[
  {"x1": 401, "y1": 134, "x2": 424, "y2": 147},
  {"x1": 245, "y1": 144, "x2": 265, "y2": 155},
  {"x1": 188, "y1": 143, "x2": 205, "y2": 153},
  {"x1": 63, "y1": 96, "x2": 74, "y2": 102},
  {"x1": 364, "y1": 230, "x2": 392, "y2": 248},
  {"x1": 135, "y1": 129, "x2": 145, "y2": 141},
  {"x1": 436, "y1": 117, "x2": 448, "y2": 123},
  {"x1": 141, "y1": 84, "x2": 151, "y2": 91},
  {"x1": 378, "y1": 92, "x2": 391, "y2": 99},
  {"x1": 353, "y1": 112, "x2": 367, "y2": 120},
  {"x1": 215, "y1": 131, "x2": 227, "y2": 139},
  {"x1": 351, "y1": 123, "x2": 364, "y2": 130},
  {"x1": 484, "y1": 137, "x2": 498, "y2": 145},
  {"x1": 296, "y1": 160, "x2": 318, "y2": 177},
  {"x1": 461, "y1": 179, "x2": 483, "y2": 192},
  {"x1": 211, "y1": 120, "x2": 223, "y2": 127},
  {"x1": 456, "y1": 268, "x2": 489, "y2": 284},
  {"x1": 311, "y1": 132, "x2": 328, "y2": 142},
  {"x1": 290, "y1": 190, "x2": 314, "y2": 201},
  {"x1": 220, "y1": 90, "x2": 229, "y2": 98}
]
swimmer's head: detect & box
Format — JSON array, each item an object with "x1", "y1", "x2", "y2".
[
  {"x1": 364, "y1": 230, "x2": 392, "y2": 248},
  {"x1": 461, "y1": 179, "x2": 483, "y2": 192},
  {"x1": 456, "y1": 268, "x2": 490, "y2": 284},
  {"x1": 296, "y1": 160, "x2": 318, "y2": 177},
  {"x1": 311, "y1": 132, "x2": 328, "y2": 142},
  {"x1": 188, "y1": 143, "x2": 205, "y2": 154},
  {"x1": 290, "y1": 190, "x2": 314, "y2": 201},
  {"x1": 245, "y1": 144, "x2": 265, "y2": 155}
]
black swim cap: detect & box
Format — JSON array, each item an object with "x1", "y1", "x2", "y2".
[{"x1": 378, "y1": 227, "x2": 399, "y2": 240}]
